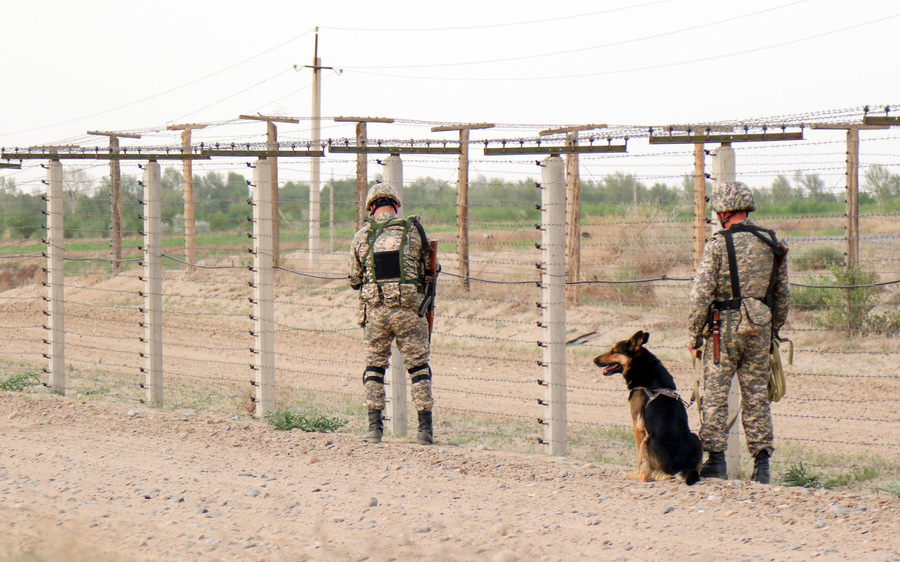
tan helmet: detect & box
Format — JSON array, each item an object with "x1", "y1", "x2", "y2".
[
  {"x1": 710, "y1": 181, "x2": 756, "y2": 213},
  {"x1": 365, "y1": 182, "x2": 401, "y2": 210}
]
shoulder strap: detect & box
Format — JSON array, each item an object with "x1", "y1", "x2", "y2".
[
  {"x1": 408, "y1": 215, "x2": 432, "y2": 257},
  {"x1": 721, "y1": 229, "x2": 742, "y2": 302},
  {"x1": 722, "y1": 223, "x2": 787, "y2": 307}
]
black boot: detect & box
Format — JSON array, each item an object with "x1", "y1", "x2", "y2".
[
  {"x1": 751, "y1": 449, "x2": 771, "y2": 484},
  {"x1": 700, "y1": 451, "x2": 727, "y2": 479},
  {"x1": 416, "y1": 411, "x2": 433, "y2": 445},
  {"x1": 365, "y1": 410, "x2": 383, "y2": 443}
]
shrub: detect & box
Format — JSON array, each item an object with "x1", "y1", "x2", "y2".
[
  {"x1": 266, "y1": 409, "x2": 348, "y2": 432},
  {"x1": 793, "y1": 245, "x2": 843, "y2": 271},
  {"x1": 0, "y1": 372, "x2": 41, "y2": 391}
]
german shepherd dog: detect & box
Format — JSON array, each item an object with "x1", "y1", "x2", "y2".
[{"x1": 594, "y1": 331, "x2": 702, "y2": 485}]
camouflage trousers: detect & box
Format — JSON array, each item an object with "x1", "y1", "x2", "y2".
[
  {"x1": 362, "y1": 304, "x2": 433, "y2": 413},
  {"x1": 700, "y1": 325, "x2": 773, "y2": 457}
]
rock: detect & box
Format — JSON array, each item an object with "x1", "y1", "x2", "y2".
[
  {"x1": 828, "y1": 504, "x2": 851, "y2": 516},
  {"x1": 7, "y1": 410, "x2": 18, "y2": 420},
  {"x1": 246, "y1": 489, "x2": 261, "y2": 498},
  {"x1": 491, "y1": 523, "x2": 508, "y2": 536},
  {"x1": 492, "y1": 550, "x2": 519, "y2": 562},
  {"x1": 814, "y1": 519, "x2": 827, "y2": 528},
  {"x1": 662, "y1": 506, "x2": 675, "y2": 514},
  {"x1": 368, "y1": 497, "x2": 378, "y2": 507}
]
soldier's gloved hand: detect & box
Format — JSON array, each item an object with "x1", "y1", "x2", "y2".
[{"x1": 349, "y1": 278, "x2": 362, "y2": 290}]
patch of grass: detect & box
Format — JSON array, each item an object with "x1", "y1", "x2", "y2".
[
  {"x1": 782, "y1": 462, "x2": 831, "y2": 489},
  {"x1": 872, "y1": 483, "x2": 900, "y2": 498},
  {"x1": 265, "y1": 408, "x2": 348, "y2": 432},
  {"x1": 827, "y1": 466, "x2": 881, "y2": 487},
  {"x1": 0, "y1": 372, "x2": 41, "y2": 391}
]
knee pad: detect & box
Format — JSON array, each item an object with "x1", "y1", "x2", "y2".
[
  {"x1": 408, "y1": 363, "x2": 431, "y2": 385},
  {"x1": 363, "y1": 365, "x2": 386, "y2": 385}
]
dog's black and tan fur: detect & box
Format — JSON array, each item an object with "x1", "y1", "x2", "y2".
[{"x1": 594, "y1": 331, "x2": 702, "y2": 485}]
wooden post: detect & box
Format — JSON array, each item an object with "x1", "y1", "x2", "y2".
[
  {"x1": 46, "y1": 158, "x2": 65, "y2": 395},
  {"x1": 564, "y1": 134, "x2": 580, "y2": 305},
  {"x1": 457, "y1": 128, "x2": 471, "y2": 292},
  {"x1": 356, "y1": 121, "x2": 367, "y2": 227},
  {"x1": 334, "y1": 117, "x2": 396, "y2": 229},
  {"x1": 142, "y1": 160, "x2": 164, "y2": 406},
  {"x1": 238, "y1": 114, "x2": 300, "y2": 268},
  {"x1": 809, "y1": 123, "x2": 887, "y2": 272},
  {"x1": 693, "y1": 144, "x2": 707, "y2": 269},
  {"x1": 538, "y1": 125, "x2": 606, "y2": 306},
  {"x1": 166, "y1": 123, "x2": 207, "y2": 273},
  {"x1": 87, "y1": 130, "x2": 141, "y2": 275},
  {"x1": 430, "y1": 123, "x2": 495, "y2": 292}
]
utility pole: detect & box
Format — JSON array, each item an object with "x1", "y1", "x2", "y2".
[
  {"x1": 538, "y1": 124, "x2": 607, "y2": 306},
  {"x1": 299, "y1": 29, "x2": 333, "y2": 264},
  {"x1": 430, "y1": 123, "x2": 495, "y2": 291},
  {"x1": 810, "y1": 122, "x2": 888, "y2": 272},
  {"x1": 334, "y1": 116, "x2": 395, "y2": 228},
  {"x1": 239, "y1": 114, "x2": 300, "y2": 268},
  {"x1": 167, "y1": 123, "x2": 207, "y2": 273},
  {"x1": 87, "y1": 130, "x2": 141, "y2": 275}
]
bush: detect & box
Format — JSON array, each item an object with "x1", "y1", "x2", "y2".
[
  {"x1": 793, "y1": 245, "x2": 843, "y2": 271},
  {"x1": 266, "y1": 409, "x2": 348, "y2": 432},
  {"x1": 795, "y1": 266, "x2": 881, "y2": 333},
  {"x1": 0, "y1": 372, "x2": 40, "y2": 391}
]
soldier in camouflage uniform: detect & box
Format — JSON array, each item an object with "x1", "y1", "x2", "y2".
[
  {"x1": 687, "y1": 181, "x2": 790, "y2": 484},
  {"x1": 348, "y1": 182, "x2": 436, "y2": 445}
]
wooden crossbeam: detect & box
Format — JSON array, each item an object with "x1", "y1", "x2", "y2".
[
  {"x1": 649, "y1": 131, "x2": 803, "y2": 144},
  {"x1": 327, "y1": 144, "x2": 460, "y2": 154},
  {"x1": 484, "y1": 143, "x2": 626, "y2": 155}
]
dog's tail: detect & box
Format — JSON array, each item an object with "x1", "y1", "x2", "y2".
[{"x1": 682, "y1": 468, "x2": 700, "y2": 486}]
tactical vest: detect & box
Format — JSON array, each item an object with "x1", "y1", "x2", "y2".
[{"x1": 360, "y1": 215, "x2": 427, "y2": 308}]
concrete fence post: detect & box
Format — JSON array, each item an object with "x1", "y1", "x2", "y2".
[
  {"x1": 46, "y1": 159, "x2": 65, "y2": 395},
  {"x1": 710, "y1": 145, "x2": 741, "y2": 479},
  {"x1": 141, "y1": 161, "x2": 164, "y2": 405},
  {"x1": 540, "y1": 155, "x2": 567, "y2": 456},
  {"x1": 382, "y1": 153, "x2": 408, "y2": 437},
  {"x1": 252, "y1": 159, "x2": 276, "y2": 417}
]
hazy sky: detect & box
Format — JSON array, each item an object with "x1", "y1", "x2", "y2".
[{"x1": 1, "y1": 0, "x2": 898, "y2": 188}]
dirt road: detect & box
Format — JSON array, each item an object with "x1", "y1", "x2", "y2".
[{"x1": 1, "y1": 391, "x2": 898, "y2": 562}]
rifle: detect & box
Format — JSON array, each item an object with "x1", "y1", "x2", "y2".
[
  {"x1": 711, "y1": 309, "x2": 721, "y2": 365},
  {"x1": 417, "y1": 240, "x2": 439, "y2": 338}
]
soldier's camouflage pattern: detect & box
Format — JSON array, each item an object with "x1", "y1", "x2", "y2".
[
  {"x1": 349, "y1": 210, "x2": 434, "y2": 413},
  {"x1": 688, "y1": 217, "x2": 790, "y2": 457}
]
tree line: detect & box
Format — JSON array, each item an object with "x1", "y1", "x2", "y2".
[{"x1": 1, "y1": 165, "x2": 898, "y2": 240}]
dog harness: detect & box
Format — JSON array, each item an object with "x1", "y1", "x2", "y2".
[{"x1": 629, "y1": 387, "x2": 693, "y2": 408}]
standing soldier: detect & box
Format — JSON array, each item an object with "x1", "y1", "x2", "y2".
[
  {"x1": 687, "y1": 181, "x2": 790, "y2": 484},
  {"x1": 348, "y1": 182, "x2": 437, "y2": 445}
]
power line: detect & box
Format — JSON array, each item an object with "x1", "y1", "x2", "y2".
[
  {"x1": 0, "y1": 28, "x2": 317, "y2": 138},
  {"x1": 345, "y1": 13, "x2": 900, "y2": 82},
  {"x1": 320, "y1": 0, "x2": 670, "y2": 32},
  {"x1": 343, "y1": 0, "x2": 809, "y2": 70}
]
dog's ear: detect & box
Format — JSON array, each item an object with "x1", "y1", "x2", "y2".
[
  {"x1": 628, "y1": 331, "x2": 646, "y2": 353},
  {"x1": 642, "y1": 331, "x2": 650, "y2": 345}
]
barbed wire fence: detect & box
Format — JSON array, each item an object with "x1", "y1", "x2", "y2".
[{"x1": 1, "y1": 105, "x2": 899, "y2": 482}]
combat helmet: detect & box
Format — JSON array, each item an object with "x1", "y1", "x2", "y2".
[
  {"x1": 365, "y1": 182, "x2": 402, "y2": 210},
  {"x1": 710, "y1": 181, "x2": 755, "y2": 213}
]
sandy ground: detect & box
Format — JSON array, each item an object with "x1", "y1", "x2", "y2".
[{"x1": 1, "y1": 391, "x2": 899, "y2": 562}]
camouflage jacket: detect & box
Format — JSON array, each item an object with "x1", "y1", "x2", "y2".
[
  {"x1": 688, "y1": 218, "x2": 790, "y2": 344},
  {"x1": 348, "y1": 212, "x2": 431, "y2": 309}
]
